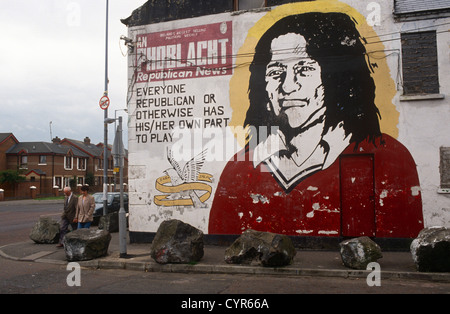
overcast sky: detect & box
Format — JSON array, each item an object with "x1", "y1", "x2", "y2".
[{"x1": 0, "y1": 0, "x2": 147, "y2": 147}]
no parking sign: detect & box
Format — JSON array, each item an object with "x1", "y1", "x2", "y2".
[{"x1": 99, "y1": 95, "x2": 110, "y2": 110}]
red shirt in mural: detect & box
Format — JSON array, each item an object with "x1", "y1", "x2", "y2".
[{"x1": 208, "y1": 134, "x2": 423, "y2": 238}]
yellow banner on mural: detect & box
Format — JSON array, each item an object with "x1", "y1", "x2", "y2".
[{"x1": 154, "y1": 173, "x2": 213, "y2": 206}]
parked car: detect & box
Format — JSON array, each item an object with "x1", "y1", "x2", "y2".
[{"x1": 92, "y1": 192, "x2": 129, "y2": 225}]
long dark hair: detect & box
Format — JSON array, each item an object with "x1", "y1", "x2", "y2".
[{"x1": 244, "y1": 12, "x2": 381, "y2": 147}]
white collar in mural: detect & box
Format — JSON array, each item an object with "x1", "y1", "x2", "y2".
[{"x1": 253, "y1": 123, "x2": 351, "y2": 191}]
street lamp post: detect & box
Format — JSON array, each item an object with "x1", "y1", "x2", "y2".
[
  {"x1": 102, "y1": 0, "x2": 109, "y2": 216},
  {"x1": 111, "y1": 116, "x2": 127, "y2": 257},
  {"x1": 114, "y1": 109, "x2": 128, "y2": 191}
]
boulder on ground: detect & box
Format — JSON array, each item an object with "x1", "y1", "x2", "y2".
[
  {"x1": 410, "y1": 226, "x2": 450, "y2": 272},
  {"x1": 99, "y1": 212, "x2": 119, "y2": 233},
  {"x1": 225, "y1": 229, "x2": 296, "y2": 267},
  {"x1": 29, "y1": 217, "x2": 60, "y2": 244},
  {"x1": 63, "y1": 228, "x2": 111, "y2": 261},
  {"x1": 339, "y1": 236, "x2": 382, "y2": 270},
  {"x1": 150, "y1": 219, "x2": 204, "y2": 264}
]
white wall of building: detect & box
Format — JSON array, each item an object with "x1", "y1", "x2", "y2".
[{"x1": 126, "y1": 0, "x2": 450, "y2": 235}]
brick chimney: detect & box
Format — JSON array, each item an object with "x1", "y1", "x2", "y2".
[
  {"x1": 52, "y1": 136, "x2": 61, "y2": 144},
  {"x1": 84, "y1": 137, "x2": 91, "y2": 145}
]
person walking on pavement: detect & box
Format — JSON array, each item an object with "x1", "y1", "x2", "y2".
[
  {"x1": 74, "y1": 185, "x2": 95, "y2": 229},
  {"x1": 57, "y1": 186, "x2": 78, "y2": 247}
]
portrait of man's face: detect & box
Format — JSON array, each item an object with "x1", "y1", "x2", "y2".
[
  {"x1": 265, "y1": 33, "x2": 325, "y2": 130},
  {"x1": 243, "y1": 12, "x2": 383, "y2": 190},
  {"x1": 246, "y1": 13, "x2": 383, "y2": 155}
]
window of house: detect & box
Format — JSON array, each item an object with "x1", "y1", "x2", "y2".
[
  {"x1": 63, "y1": 177, "x2": 70, "y2": 188},
  {"x1": 234, "y1": 0, "x2": 266, "y2": 10},
  {"x1": 54, "y1": 176, "x2": 62, "y2": 189},
  {"x1": 20, "y1": 155, "x2": 27, "y2": 169},
  {"x1": 401, "y1": 31, "x2": 440, "y2": 96},
  {"x1": 39, "y1": 155, "x2": 47, "y2": 165},
  {"x1": 77, "y1": 177, "x2": 84, "y2": 186},
  {"x1": 394, "y1": 0, "x2": 450, "y2": 17},
  {"x1": 65, "y1": 156, "x2": 73, "y2": 170},
  {"x1": 78, "y1": 158, "x2": 86, "y2": 170},
  {"x1": 440, "y1": 147, "x2": 450, "y2": 190}
]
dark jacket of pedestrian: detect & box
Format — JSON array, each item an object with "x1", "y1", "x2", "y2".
[{"x1": 62, "y1": 192, "x2": 78, "y2": 222}]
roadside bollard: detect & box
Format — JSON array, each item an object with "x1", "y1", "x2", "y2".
[{"x1": 30, "y1": 186, "x2": 37, "y2": 199}]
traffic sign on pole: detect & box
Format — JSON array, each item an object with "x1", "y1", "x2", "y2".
[{"x1": 99, "y1": 95, "x2": 110, "y2": 110}]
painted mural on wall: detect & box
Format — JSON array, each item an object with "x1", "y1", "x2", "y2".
[
  {"x1": 130, "y1": 20, "x2": 235, "y2": 233},
  {"x1": 154, "y1": 148, "x2": 213, "y2": 207},
  {"x1": 128, "y1": 1, "x2": 424, "y2": 238}
]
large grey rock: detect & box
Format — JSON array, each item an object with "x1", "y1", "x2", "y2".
[
  {"x1": 150, "y1": 219, "x2": 204, "y2": 264},
  {"x1": 99, "y1": 212, "x2": 119, "y2": 233},
  {"x1": 339, "y1": 236, "x2": 383, "y2": 270},
  {"x1": 225, "y1": 229, "x2": 296, "y2": 267},
  {"x1": 63, "y1": 229, "x2": 111, "y2": 261},
  {"x1": 410, "y1": 226, "x2": 450, "y2": 272},
  {"x1": 29, "y1": 217, "x2": 60, "y2": 244}
]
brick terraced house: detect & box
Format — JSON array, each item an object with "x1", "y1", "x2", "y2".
[{"x1": 0, "y1": 133, "x2": 127, "y2": 199}]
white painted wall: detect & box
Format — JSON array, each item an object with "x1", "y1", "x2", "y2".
[{"x1": 352, "y1": 0, "x2": 450, "y2": 228}]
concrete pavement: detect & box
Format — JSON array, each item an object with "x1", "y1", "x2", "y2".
[{"x1": 1, "y1": 227, "x2": 450, "y2": 283}]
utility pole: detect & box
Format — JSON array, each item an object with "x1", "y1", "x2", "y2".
[
  {"x1": 102, "y1": 0, "x2": 109, "y2": 216},
  {"x1": 112, "y1": 116, "x2": 127, "y2": 257}
]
